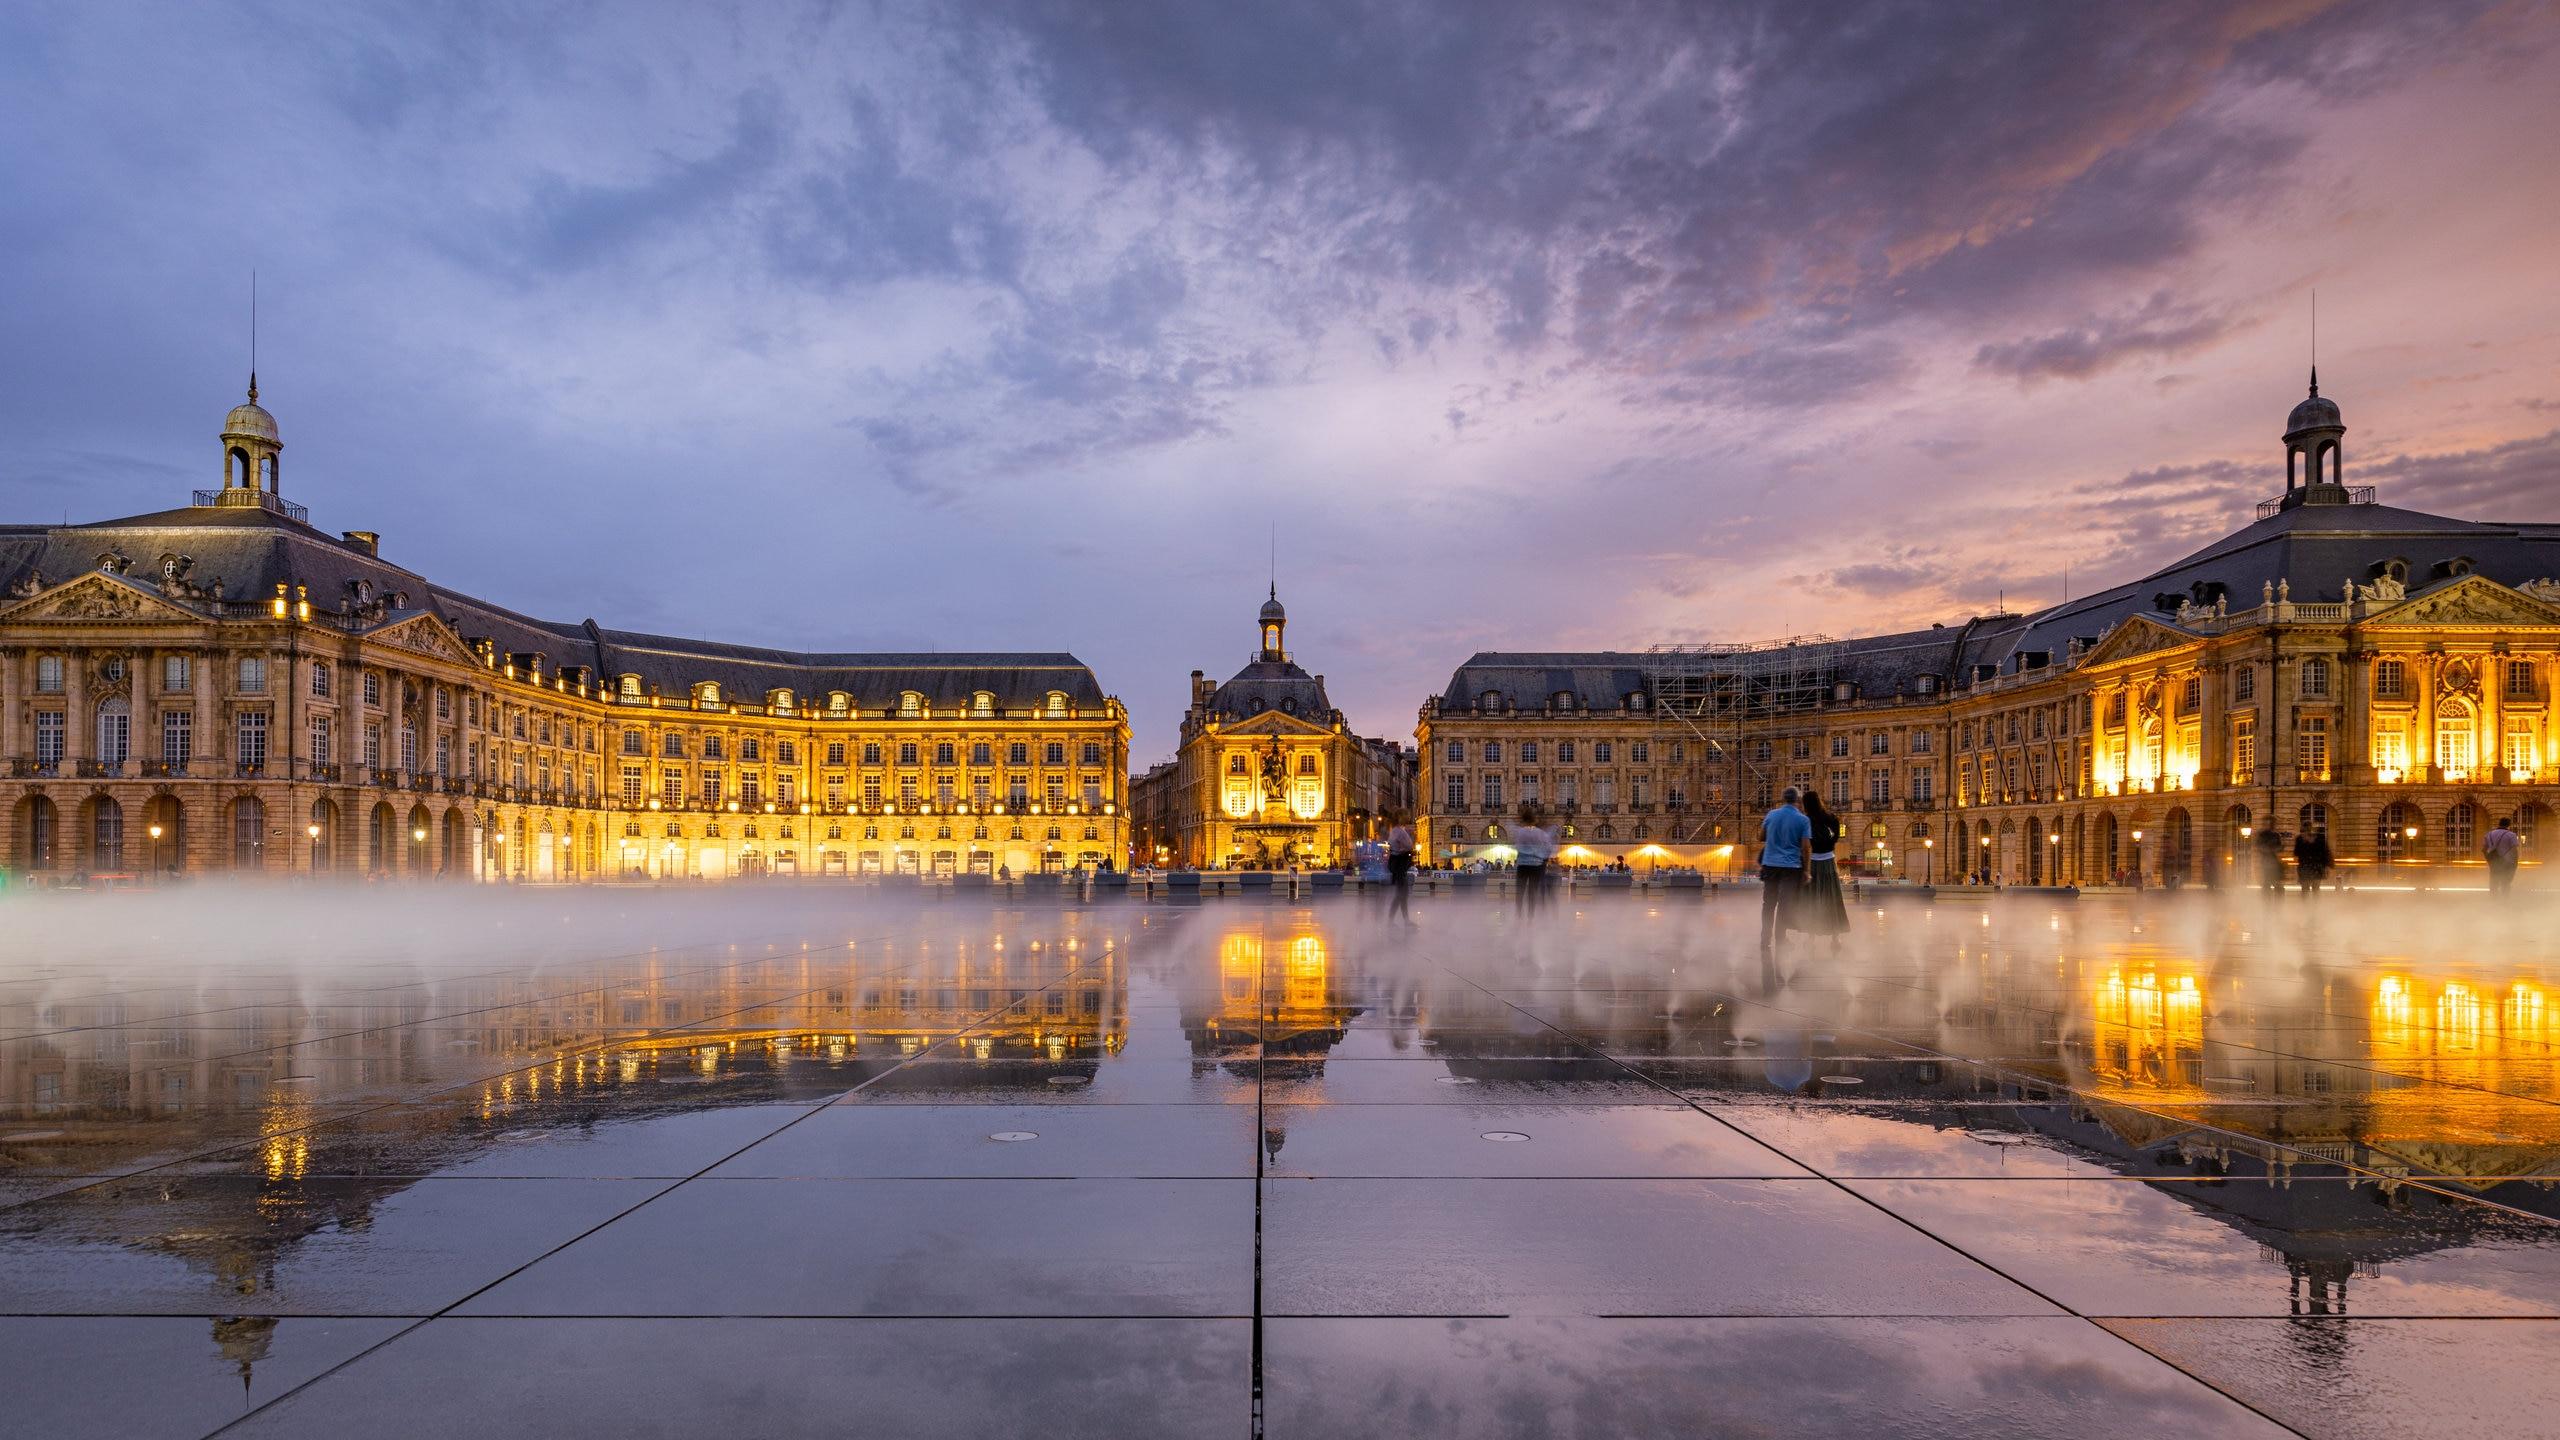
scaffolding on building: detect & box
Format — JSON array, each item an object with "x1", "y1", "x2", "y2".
[{"x1": 1647, "y1": 637, "x2": 1841, "y2": 846}]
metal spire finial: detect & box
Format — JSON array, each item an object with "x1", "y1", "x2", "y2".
[{"x1": 248, "y1": 270, "x2": 258, "y2": 402}]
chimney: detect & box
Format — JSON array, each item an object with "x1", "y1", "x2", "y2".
[{"x1": 342, "y1": 530, "x2": 379, "y2": 557}]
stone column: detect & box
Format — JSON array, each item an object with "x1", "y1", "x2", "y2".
[
  {"x1": 2339, "y1": 651, "x2": 2373, "y2": 784},
  {"x1": 2413, "y1": 653, "x2": 2440, "y2": 785},
  {"x1": 191, "y1": 648, "x2": 214, "y2": 776},
  {"x1": 2483, "y1": 651, "x2": 2507, "y2": 784},
  {"x1": 0, "y1": 647, "x2": 20, "y2": 761},
  {"x1": 64, "y1": 648, "x2": 91, "y2": 768},
  {"x1": 2197, "y1": 664, "x2": 2225, "y2": 793}
]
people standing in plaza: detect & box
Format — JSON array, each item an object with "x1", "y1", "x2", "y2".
[
  {"x1": 1385, "y1": 816, "x2": 1417, "y2": 923},
  {"x1": 1795, "y1": 789, "x2": 1850, "y2": 951},
  {"x1": 2294, "y1": 826, "x2": 2333, "y2": 898},
  {"x1": 1758, "y1": 788, "x2": 1812, "y2": 955},
  {"x1": 1512, "y1": 804, "x2": 1556, "y2": 915},
  {"x1": 2484, "y1": 817, "x2": 2523, "y2": 897}
]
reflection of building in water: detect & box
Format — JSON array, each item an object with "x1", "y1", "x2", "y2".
[
  {"x1": 2, "y1": 932, "x2": 1130, "y2": 1166},
  {"x1": 1185, "y1": 929, "x2": 1355, "y2": 1061}
]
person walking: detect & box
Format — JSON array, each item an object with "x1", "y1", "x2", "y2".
[
  {"x1": 2484, "y1": 817, "x2": 2523, "y2": 897},
  {"x1": 1512, "y1": 804, "x2": 1556, "y2": 915},
  {"x1": 1385, "y1": 816, "x2": 1417, "y2": 923},
  {"x1": 1796, "y1": 789, "x2": 1851, "y2": 950},
  {"x1": 1758, "y1": 788, "x2": 1812, "y2": 955}
]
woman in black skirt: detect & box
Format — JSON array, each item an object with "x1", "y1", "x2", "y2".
[{"x1": 1795, "y1": 789, "x2": 1851, "y2": 949}]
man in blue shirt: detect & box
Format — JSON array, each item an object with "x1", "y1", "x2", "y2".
[{"x1": 1759, "y1": 787, "x2": 1812, "y2": 954}]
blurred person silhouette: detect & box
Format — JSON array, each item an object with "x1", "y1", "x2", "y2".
[
  {"x1": 1385, "y1": 815, "x2": 1417, "y2": 923},
  {"x1": 2484, "y1": 816, "x2": 2522, "y2": 897},
  {"x1": 1758, "y1": 788, "x2": 1811, "y2": 956},
  {"x1": 2294, "y1": 826, "x2": 2333, "y2": 898},
  {"x1": 1794, "y1": 788, "x2": 1850, "y2": 952},
  {"x1": 2254, "y1": 825, "x2": 2286, "y2": 891},
  {"x1": 1512, "y1": 803, "x2": 1556, "y2": 915}
]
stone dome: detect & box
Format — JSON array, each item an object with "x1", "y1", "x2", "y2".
[
  {"x1": 1259, "y1": 588, "x2": 1286, "y2": 624},
  {"x1": 2284, "y1": 373, "x2": 2341, "y2": 437},
  {"x1": 222, "y1": 380, "x2": 279, "y2": 445}
]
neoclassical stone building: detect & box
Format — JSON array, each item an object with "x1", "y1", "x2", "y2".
[
  {"x1": 0, "y1": 382, "x2": 1129, "y2": 882},
  {"x1": 1422, "y1": 375, "x2": 2560, "y2": 884},
  {"x1": 1129, "y1": 588, "x2": 1413, "y2": 868}
]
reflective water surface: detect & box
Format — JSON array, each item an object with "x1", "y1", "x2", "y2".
[{"x1": 3, "y1": 886, "x2": 2556, "y2": 1437}]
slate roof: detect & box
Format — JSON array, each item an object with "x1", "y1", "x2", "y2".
[
  {"x1": 1435, "y1": 497, "x2": 2560, "y2": 705},
  {"x1": 0, "y1": 502, "x2": 1110, "y2": 707},
  {"x1": 1205, "y1": 658, "x2": 1334, "y2": 721}
]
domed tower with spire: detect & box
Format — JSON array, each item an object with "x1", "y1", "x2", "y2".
[
  {"x1": 217, "y1": 374, "x2": 283, "y2": 507},
  {"x1": 1259, "y1": 584, "x2": 1287, "y2": 661},
  {"x1": 2277, "y1": 369, "x2": 2347, "y2": 510}
]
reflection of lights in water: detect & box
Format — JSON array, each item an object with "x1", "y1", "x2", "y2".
[
  {"x1": 971, "y1": 1037, "x2": 993, "y2": 1060},
  {"x1": 1046, "y1": 1036, "x2": 1067, "y2": 1061},
  {"x1": 619, "y1": 1055, "x2": 641, "y2": 1082}
]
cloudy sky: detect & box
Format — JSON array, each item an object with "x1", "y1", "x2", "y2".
[{"x1": 4, "y1": 1, "x2": 2556, "y2": 757}]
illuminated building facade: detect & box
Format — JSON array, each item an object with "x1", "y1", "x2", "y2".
[
  {"x1": 1422, "y1": 376, "x2": 2560, "y2": 883},
  {"x1": 0, "y1": 383, "x2": 1130, "y2": 882},
  {"x1": 1129, "y1": 588, "x2": 1413, "y2": 868}
]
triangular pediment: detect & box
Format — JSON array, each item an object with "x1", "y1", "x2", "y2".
[
  {"x1": 2364, "y1": 574, "x2": 2560, "y2": 629},
  {"x1": 0, "y1": 572, "x2": 203, "y2": 626},
  {"x1": 363, "y1": 611, "x2": 480, "y2": 665},
  {"x1": 2078, "y1": 614, "x2": 2202, "y2": 669}
]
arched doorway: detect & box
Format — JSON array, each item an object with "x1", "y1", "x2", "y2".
[
  {"x1": 231, "y1": 796, "x2": 266, "y2": 871},
  {"x1": 85, "y1": 795, "x2": 126, "y2": 874},
  {"x1": 2376, "y1": 801, "x2": 2413, "y2": 868},
  {"x1": 17, "y1": 794, "x2": 60, "y2": 872},
  {"x1": 310, "y1": 798, "x2": 340, "y2": 874},
  {"x1": 2442, "y1": 802, "x2": 2478, "y2": 865},
  {"x1": 407, "y1": 805, "x2": 433, "y2": 876},
  {"x1": 2070, "y1": 814, "x2": 2087, "y2": 885},
  {"x1": 369, "y1": 802, "x2": 397, "y2": 876},
  {"x1": 144, "y1": 793, "x2": 184, "y2": 876},
  {"x1": 2096, "y1": 814, "x2": 2120, "y2": 883},
  {"x1": 2022, "y1": 815, "x2": 2043, "y2": 884},
  {"x1": 2164, "y1": 808, "x2": 2194, "y2": 885}
]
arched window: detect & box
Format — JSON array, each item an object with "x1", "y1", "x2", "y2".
[
  {"x1": 827, "y1": 691, "x2": 850, "y2": 716},
  {"x1": 1045, "y1": 691, "x2": 1068, "y2": 718},
  {"x1": 2435, "y1": 699, "x2": 2476, "y2": 781},
  {"x1": 2298, "y1": 802, "x2": 2327, "y2": 838},
  {"x1": 2377, "y1": 801, "x2": 2413, "y2": 861},
  {"x1": 971, "y1": 691, "x2": 995, "y2": 717},
  {"x1": 899, "y1": 691, "x2": 924, "y2": 719}
]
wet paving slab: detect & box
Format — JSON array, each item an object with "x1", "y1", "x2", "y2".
[{"x1": 6, "y1": 888, "x2": 2560, "y2": 1436}]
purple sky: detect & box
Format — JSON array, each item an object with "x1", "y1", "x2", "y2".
[{"x1": 4, "y1": 2, "x2": 2556, "y2": 760}]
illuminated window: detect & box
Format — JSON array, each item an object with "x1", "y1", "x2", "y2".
[{"x1": 899, "y1": 691, "x2": 924, "y2": 719}]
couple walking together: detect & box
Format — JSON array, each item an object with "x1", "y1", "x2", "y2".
[{"x1": 1758, "y1": 787, "x2": 1849, "y2": 953}]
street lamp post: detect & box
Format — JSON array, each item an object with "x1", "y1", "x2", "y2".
[
  {"x1": 148, "y1": 823, "x2": 164, "y2": 882},
  {"x1": 1923, "y1": 836, "x2": 1934, "y2": 886},
  {"x1": 2405, "y1": 823, "x2": 2421, "y2": 889},
  {"x1": 2047, "y1": 831, "x2": 2060, "y2": 887},
  {"x1": 306, "y1": 822, "x2": 322, "y2": 877},
  {"x1": 413, "y1": 825, "x2": 428, "y2": 878},
  {"x1": 2130, "y1": 828, "x2": 2144, "y2": 889},
  {"x1": 1978, "y1": 832, "x2": 1991, "y2": 886}
]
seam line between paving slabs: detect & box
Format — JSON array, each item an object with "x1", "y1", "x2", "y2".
[
  {"x1": 0, "y1": 928, "x2": 923, "y2": 1218},
  {"x1": 199, "y1": 952, "x2": 1117, "y2": 1439},
  {"x1": 1420, "y1": 946, "x2": 2317, "y2": 1440}
]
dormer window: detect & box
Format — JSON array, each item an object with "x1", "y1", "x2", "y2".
[
  {"x1": 971, "y1": 691, "x2": 995, "y2": 718},
  {"x1": 1045, "y1": 691, "x2": 1068, "y2": 718},
  {"x1": 769, "y1": 689, "x2": 794, "y2": 714},
  {"x1": 898, "y1": 691, "x2": 924, "y2": 719},
  {"x1": 694, "y1": 682, "x2": 721, "y2": 708},
  {"x1": 1915, "y1": 675, "x2": 1937, "y2": 695},
  {"x1": 1553, "y1": 690, "x2": 1574, "y2": 711},
  {"x1": 827, "y1": 691, "x2": 851, "y2": 716},
  {"x1": 1480, "y1": 690, "x2": 1502, "y2": 712},
  {"x1": 619, "y1": 674, "x2": 641, "y2": 700}
]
